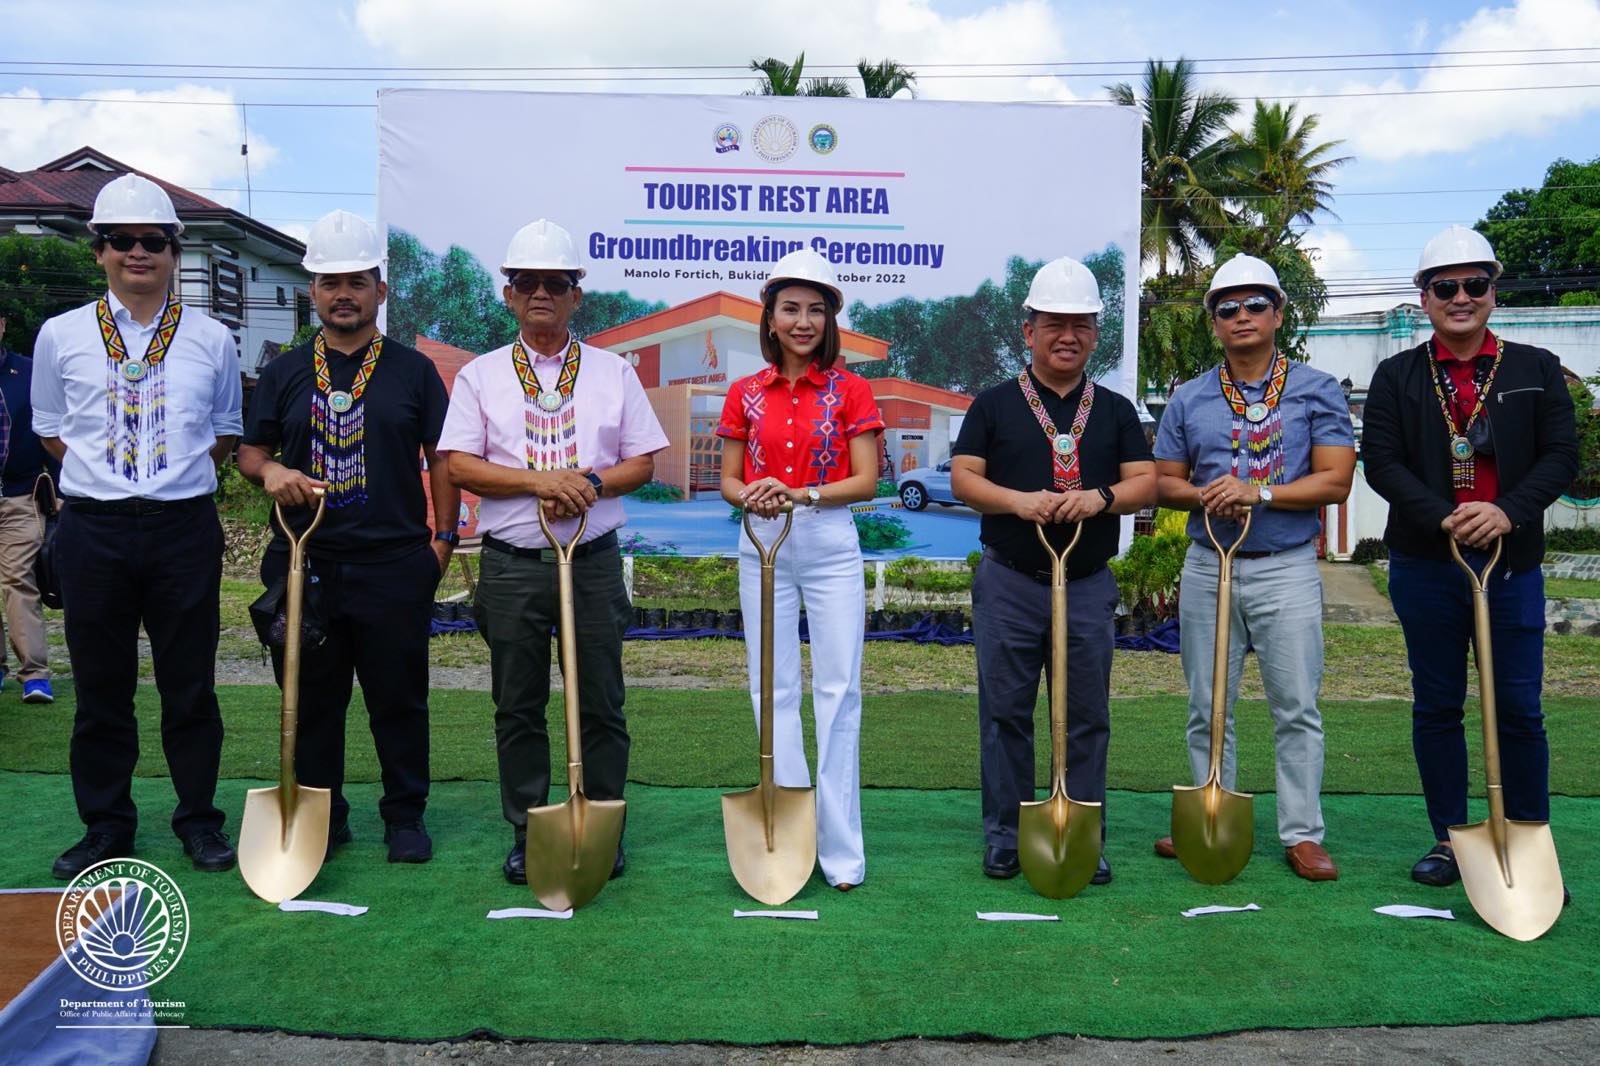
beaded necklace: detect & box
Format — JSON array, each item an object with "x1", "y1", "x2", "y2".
[
  {"x1": 1219, "y1": 349, "x2": 1288, "y2": 485},
  {"x1": 511, "y1": 338, "x2": 581, "y2": 470},
  {"x1": 96, "y1": 293, "x2": 182, "y2": 483},
  {"x1": 310, "y1": 332, "x2": 383, "y2": 507},
  {"x1": 1017, "y1": 370, "x2": 1095, "y2": 491},
  {"x1": 1430, "y1": 336, "x2": 1503, "y2": 491}
]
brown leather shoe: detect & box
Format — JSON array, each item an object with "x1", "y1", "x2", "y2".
[
  {"x1": 1153, "y1": 836, "x2": 1176, "y2": 859},
  {"x1": 1285, "y1": 841, "x2": 1338, "y2": 881}
]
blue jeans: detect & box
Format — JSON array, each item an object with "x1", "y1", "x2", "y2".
[{"x1": 1388, "y1": 548, "x2": 1548, "y2": 842}]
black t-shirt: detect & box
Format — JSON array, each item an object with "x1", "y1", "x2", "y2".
[
  {"x1": 952, "y1": 370, "x2": 1152, "y2": 579},
  {"x1": 244, "y1": 335, "x2": 448, "y2": 561}
]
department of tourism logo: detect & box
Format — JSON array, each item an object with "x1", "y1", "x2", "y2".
[
  {"x1": 752, "y1": 115, "x2": 798, "y2": 162},
  {"x1": 713, "y1": 123, "x2": 740, "y2": 154},
  {"x1": 808, "y1": 124, "x2": 838, "y2": 154},
  {"x1": 57, "y1": 858, "x2": 189, "y2": 992}
]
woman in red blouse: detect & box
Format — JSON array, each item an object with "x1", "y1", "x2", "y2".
[{"x1": 717, "y1": 249, "x2": 884, "y2": 891}]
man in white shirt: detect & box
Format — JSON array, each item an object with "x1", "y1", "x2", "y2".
[
  {"x1": 437, "y1": 219, "x2": 668, "y2": 885},
  {"x1": 31, "y1": 174, "x2": 243, "y2": 880}
]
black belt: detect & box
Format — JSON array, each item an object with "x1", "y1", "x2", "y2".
[
  {"x1": 63, "y1": 494, "x2": 212, "y2": 516},
  {"x1": 483, "y1": 529, "x2": 617, "y2": 562},
  {"x1": 1193, "y1": 537, "x2": 1312, "y2": 561},
  {"x1": 983, "y1": 547, "x2": 1103, "y2": 586}
]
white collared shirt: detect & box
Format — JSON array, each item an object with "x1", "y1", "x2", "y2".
[{"x1": 31, "y1": 292, "x2": 244, "y2": 500}]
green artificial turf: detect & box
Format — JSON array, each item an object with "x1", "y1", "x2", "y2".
[
  {"x1": 2, "y1": 681, "x2": 1597, "y2": 796},
  {"x1": 0, "y1": 772, "x2": 1593, "y2": 1044}
]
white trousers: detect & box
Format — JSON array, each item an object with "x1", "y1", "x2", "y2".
[{"x1": 739, "y1": 505, "x2": 866, "y2": 886}]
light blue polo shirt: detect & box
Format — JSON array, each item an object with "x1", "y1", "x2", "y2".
[{"x1": 1153, "y1": 359, "x2": 1355, "y2": 552}]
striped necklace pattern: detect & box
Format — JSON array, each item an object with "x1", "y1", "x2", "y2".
[
  {"x1": 310, "y1": 332, "x2": 383, "y2": 508},
  {"x1": 512, "y1": 338, "x2": 582, "y2": 470},
  {"x1": 1219, "y1": 350, "x2": 1288, "y2": 486},
  {"x1": 1430, "y1": 336, "x2": 1503, "y2": 491},
  {"x1": 96, "y1": 293, "x2": 182, "y2": 483},
  {"x1": 1017, "y1": 371, "x2": 1095, "y2": 491}
]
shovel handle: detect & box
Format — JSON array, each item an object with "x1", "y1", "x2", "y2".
[
  {"x1": 535, "y1": 505, "x2": 591, "y2": 564},
  {"x1": 271, "y1": 490, "x2": 326, "y2": 814},
  {"x1": 537, "y1": 505, "x2": 591, "y2": 796},
  {"x1": 1034, "y1": 522, "x2": 1083, "y2": 791},
  {"x1": 1449, "y1": 536, "x2": 1507, "y2": 826},
  {"x1": 1201, "y1": 507, "x2": 1253, "y2": 782},
  {"x1": 743, "y1": 503, "x2": 794, "y2": 815},
  {"x1": 741, "y1": 501, "x2": 795, "y2": 568}
]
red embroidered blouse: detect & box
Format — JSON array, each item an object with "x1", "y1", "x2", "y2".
[{"x1": 716, "y1": 363, "x2": 884, "y2": 487}]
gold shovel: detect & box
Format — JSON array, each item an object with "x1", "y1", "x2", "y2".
[
  {"x1": 239, "y1": 491, "x2": 332, "y2": 903},
  {"x1": 1172, "y1": 508, "x2": 1256, "y2": 885},
  {"x1": 1019, "y1": 521, "x2": 1103, "y2": 899},
  {"x1": 1447, "y1": 538, "x2": 1565, "y2": 941},
  {"x1": 525, "y1": 507, "x2": 626, "y2": 912},
  {"x1": 723, "y1": 504, "x2": 817, "y2": 905}
]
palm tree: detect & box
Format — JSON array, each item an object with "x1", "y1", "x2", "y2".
[
  {"x1": 857, "y1": 59, "x2": 917, "y2": 99},
  {"x1": 748, "y1": 53, "x2": 853, "y2": 97},
  {"x1": 1108, "y1": 59, "x2": 1250, "y2": 277},
  {"x1": 1231, "y1": 101, "x2": 1350, "y2": 243}
]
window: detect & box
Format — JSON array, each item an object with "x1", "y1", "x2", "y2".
[{"x1": 294, "y1": 290, "x2": 312, "y2": 332}]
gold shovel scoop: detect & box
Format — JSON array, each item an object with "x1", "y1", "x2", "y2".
[
  {"x1": 1018, "y1": 521, "x2": 1103, "y2": 900},
  {"x1": 1447, "y1": 537, "x2": 1564, "y2": 941},
  {"x1": 1172, "y1": 508, "x2": 1255, "y2": 885},
  {"x1": 525, "y1": 507, "x2": 626, "y2": 912},
  {"x1": 723, "y1": 503, "x2": 817, "y2": 905},
  {"x1": 239, "y1": 491, "x2": 332, "y2": 903}
]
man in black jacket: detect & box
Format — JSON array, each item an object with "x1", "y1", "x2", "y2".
[{"x1": 1361, "y1": 226, "x2": 1579, "y2": 889}]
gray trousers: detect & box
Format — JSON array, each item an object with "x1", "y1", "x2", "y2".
[
  {"x1": 473, "y1": 542, "x2": 633, "y2": 831},
  {"x1": 973, "y1": 553, "x2": 1118, "y2": 849},
  {"x1": 1178, "y1": 540, "x2": 1326, "y2": 846}
]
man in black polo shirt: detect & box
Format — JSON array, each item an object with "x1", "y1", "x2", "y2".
[
  {"x1": 952, "y1": 256, "x2": 1156, "y2": 883},
  {"x1": 238, "y1": 210, "x2": 458, "y2": 864}
]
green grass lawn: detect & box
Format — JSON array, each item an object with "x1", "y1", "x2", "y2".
[{"x1": 1547, "y1": 575, "x2": 1600, "y2": 600}]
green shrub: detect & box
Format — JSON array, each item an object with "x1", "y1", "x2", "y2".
[
  {"x1": 883, "y1": 555, "x2": 971, "y2": 593},
  {"x1": 632, "y1": 555, "x2": 739, "y2": 600},
  {"x1": 629, "y1": 480, "x2": 685, "y2": 503},
  {"x1": 1350, "y1": 537, "x2": 1388, "y2": 564},
  {"x1": 967, "y1": 549, "x2": 983, "y2": 572},
  {"x1": 1108, "y1": 531, "x2": 1187, "y2": 618},
  {"x1": 1547, "y1": 526, "x2": 1600, "y2": 553},
  {"x1": 213, "y1": 461, "x2": 271, "y2": 526},
  {"x1": 875, "y1": 478, "x2": 897, "y2": 499},
  {"x1": 1154, "y1": 507, "x2": 1189, "y2": 537},
  {"x1": 855, "y1": 512, "x2": 911, "y2": 551}
]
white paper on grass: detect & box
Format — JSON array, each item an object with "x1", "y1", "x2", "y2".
[
  {"x1": 1181, "y1": 903, "x2": 1261, "y2": 918},
  {"x1": 486, "y1": 907, "x2": 573, "y2": 920},
  {"x1": 976, "y1": 912, "x2": 1060, "y2": 922},
  {"x1": 1374, "y1": 904, "x2": 1455, "y2": 920},
  {"x1": 733, "y1": 909, "x2": 819, "y2": 920},
  {"x1": 278, "y1": 899, "x2": 368, "y2": 916}
]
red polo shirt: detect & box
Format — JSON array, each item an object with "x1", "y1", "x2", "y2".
[
  {"x1": 1431, "y1": 329, "x2": 1500, "y2": 504},
  {"x1": 717, "y1": 362, "x2": 884, "y2": 486}
]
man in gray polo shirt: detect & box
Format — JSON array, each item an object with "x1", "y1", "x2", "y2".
[{"x1": 1152, "y1": 255, "x2": 1356, "y2": 882}]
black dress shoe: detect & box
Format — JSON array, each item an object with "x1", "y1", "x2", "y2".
[
  {"x1": 1091, "y1": 855, "x2": 1112, "y2": 885},
  {"x1": 1411, "y1": 843, "x2": 1459, "y2": 886},
  {"x1": 182, "y1": 829, "x2": 237, "y2": 872},
  {"x1": 504, "y1": 837, "x2": 527, "y2": 885},
  {"x1": 53, "y1": 831, "x2": 134, "y2": 880},
  {"x1": 610, "y1": 842, "x2": 626, "y2": 880},
  {"x1": 325, "y1": 821, "x2": 353, "y2": 860},
  {"x1": 384, "y1": 821, "x2": 433, "y2": 864},
  {"x1": 982, "y1": 845, "x2": 1020, "y2": 879}
]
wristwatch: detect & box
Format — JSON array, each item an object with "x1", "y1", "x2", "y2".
[
  {"x1": 434, "y1": 530, "x2": 461, "y2": 547},
  {"x1": 805, "y1": 487, "x2": 822, "y2": 507},
  {"x1": 1256, "y1": 486, "x2": 1274, "y2": 507},
  {"x1": 586, "y1": 471, "x2": 604, "y2": 496},
  {"x1": 1097, "y1": 486, "x2": 1115, "y2": 511}
]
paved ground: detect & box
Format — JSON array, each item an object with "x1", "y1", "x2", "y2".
[
  {"x1": 1318, "y1": 561, "x2": 1394, "y2": 625},
  {"x1": 152, "y1": 1017, "x2": 1600, "y2": 1064}
]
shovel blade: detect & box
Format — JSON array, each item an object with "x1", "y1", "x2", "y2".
[
  {"x1": 237, "y1": 784, "x2": 331, "y2": 903},
  {"x1": 1017, "y1": 790, "x2": 1102, "y2": 900},
  {"x1": 721, "y1": 784, "x2": 817, "y2": 906},
  {"x1": 1171, "y1": 780, "x2": 1254, "y2": 885},
  {"x1": 1449, "y1": 819, "x2": 1565, "y2": 942},
  {"x1": 525, "y1": 793, "x2": 625, "y2": 912}
]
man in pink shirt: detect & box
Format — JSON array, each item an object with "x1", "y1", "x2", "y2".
[{"x1": 438, "y1": 219, "x2": 668, "y2": 885}]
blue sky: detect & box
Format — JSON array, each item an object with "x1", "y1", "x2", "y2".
[{"x1": 3, "y1": 0, "x2": 1598, "y2": 312}]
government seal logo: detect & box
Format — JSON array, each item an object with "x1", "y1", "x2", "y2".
[
  {"x1": 752, "y1": 115, "x2": 799, "y2": 163},
  {"x1": 808, "y1": 124, "x2": 838, "y2": 154},
  {"x1": 57, "y1": 858, "x2": 189, "y2": 992},
  {"x1": 713, "y1": 123, "x2": 740, "y2": 154}
]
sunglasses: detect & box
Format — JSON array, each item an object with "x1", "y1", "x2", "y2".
[
  {"x1": 509, "y1": 274, "x2": 575, "y2": 296},
  {"x1": 1213, "y1": 296, "x2": 1276, "y2": 320},
  {"x1": 104, "y1": 233, "x2": 173, "y2": 254},
  {"x1": 1428, "y1": 277, "x2": 1492, "y2": 300}
]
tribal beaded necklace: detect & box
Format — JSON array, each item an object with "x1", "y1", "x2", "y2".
[
  {"x1": 1429, "y1": 336, "x2": 1503, "y2": 491},
  {"x1": 96, "y1": 293, "x2": 182, "y2": 483},
  {"x1": 309, "y1": 332, "x2": 383, "y2": 507},
  {"x1": 1219, "y1": 349, "x2": 1288, "y2": 485},
  {"x1": 1017, "y1": 370, "x2": 1094, "y2": 491},
  {"x1": 511, "y1": 338, "x2": 581, "y2": 470}
]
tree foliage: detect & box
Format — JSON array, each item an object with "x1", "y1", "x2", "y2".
[
  {"x1": 0, "y1": 234, "x2": 103, "y2": 356},
  {"x1": 1229, "y1": 101, "x2": 1349, "y2": 244},
  {"x1": 1477, "y1": 157, "x2": 1600, "y2": 306},
  {"x1": 748, "y1": 54, "x2": 917, "y2": 98}
]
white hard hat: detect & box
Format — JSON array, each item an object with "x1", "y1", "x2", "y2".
[
  {"x1": 1413, "y1": 225, "x2": 1502, "y2": 289},
  {"x1": 302, "y1": 209, "x2": 383, "y2": 275},
  {"x1": 1204, "y1": 254, "x2": 1286, "y2": 312},
  {"x1": 1023, "y1": 256, "x2": 1103, "y2": 315},
  {"x1": 761, "y1": 248, "x2": 842, "y2": 308},
  {"x1": 501, "y1": 218, "x2": 585, "y2": 279},
  {"x1": 90, "y1": 173, "x2": 183, "y2": 234}
]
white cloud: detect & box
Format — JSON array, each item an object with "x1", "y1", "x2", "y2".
[
  {"x1": 0, "y1": 86, "x2": 279, "y2": 192},
  {"x1": 1303, "y1": 228, "x2": 1408, "y2": 314}
]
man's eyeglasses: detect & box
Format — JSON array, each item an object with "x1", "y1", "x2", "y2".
[
  {"x1": 103, "y1": 233, "x2": 173, "y2": 254},
  {"x1": 1213, "y1": 296, "x2": 1276, "y2": 320},
  {"x1": 1428, "y1": 277, "x2": 1492, "y2": 301},
  {"x1": 509, "y1": 274, "x2": 575, "y2": 296}
]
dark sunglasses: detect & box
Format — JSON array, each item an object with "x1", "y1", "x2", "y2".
[
  {"x1": 509, "y1": 274, "x2": 574, "y2": 296},
  {"x1": 104, "y1": 233, "x2": 173, "y2": 254},
  {"x1": 1428, "y1": 277, "x2": 1492, "y2": 300},
  {"x1": 1213, "y1": 296, "x2": 1276, "y2": 320}
]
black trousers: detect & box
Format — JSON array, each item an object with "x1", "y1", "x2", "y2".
[
  {"x1": 260, "y1": 544, "x2": 437, "y2": 828},
  {"x1": 58, "y1": 498, "x2": 226, "y2": 840}
]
